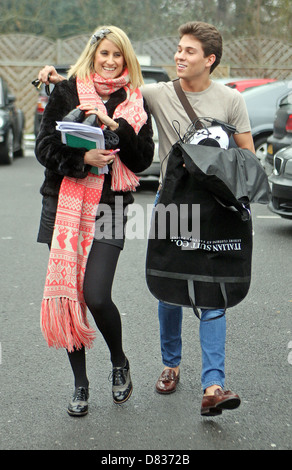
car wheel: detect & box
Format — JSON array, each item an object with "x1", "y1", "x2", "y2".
[
  {"x1": 14, "y1": 132, "x2": 24, "y2": 158},
  {"x1": 14, "y1": 147, "x2": 24, "y2": 158},
  {"x1": 0, "y1": 128, "x2": 14, "y2": 165},
  {"x1": 254, "y1": 135, "x2": 270, "y2": 168}
]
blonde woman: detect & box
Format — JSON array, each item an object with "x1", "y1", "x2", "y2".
[{"x1": 36, "y1": 26, "x2": 154, "y2": 416}]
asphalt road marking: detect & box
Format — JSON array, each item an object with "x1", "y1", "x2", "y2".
[{"x1": 256, "y1": 215, "x2": 281, "y2": 218}]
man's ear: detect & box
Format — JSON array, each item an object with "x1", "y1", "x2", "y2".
[{"x1": 206, "y1": 54, "x2": 216, "y2": 69}]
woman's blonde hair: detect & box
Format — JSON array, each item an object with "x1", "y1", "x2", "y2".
[{"x1": 68, "y1": 25, "x2": 144, "y2": 89}]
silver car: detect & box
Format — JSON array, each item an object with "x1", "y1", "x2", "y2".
[{"x1": 241, "y1": 80, "x2": 292, "y2": 167}]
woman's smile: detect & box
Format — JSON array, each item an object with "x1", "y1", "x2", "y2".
[{"x1": 94, "y1": 38, "x2": 125, "y2": 79}]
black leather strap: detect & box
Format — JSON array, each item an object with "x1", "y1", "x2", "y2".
[{"x1": 173, "y1": 78, "x2": 202, "y2": 127}]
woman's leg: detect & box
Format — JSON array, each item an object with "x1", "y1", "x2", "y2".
[
  {"x1": 66, "y1": 241, "x2": 125, "y2": 388},
  {"x1": 84, "y1": 240, "x2": 133, "y2": 404},
  {"x1": 67, "y1": 240, "x2": 132, "y2": 412},
  {"x1": 83, "y1": 240, "x2": 126, "y2": 367},
  {"x1": 67, "y1": 347, "x2": 89, "y2": 389}
]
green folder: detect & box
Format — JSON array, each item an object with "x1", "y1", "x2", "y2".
[{"x1": 65, "y1": 133, "x2": 101, "y2": 175}]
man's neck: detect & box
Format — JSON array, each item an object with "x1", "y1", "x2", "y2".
[{"x1": 179, "y1": 76, "x2": 212, "y2": 93}]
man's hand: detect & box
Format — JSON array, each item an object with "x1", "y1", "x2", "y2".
[
  {"x1": 38, "y1": 65, "x2": 64, "y2": 85},
  {"x1": 78, "y1": 104, "x2": 119, "y2": 131}
]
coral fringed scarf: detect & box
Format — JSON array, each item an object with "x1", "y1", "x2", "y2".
[
  {"x1": 40, "y1": 72, "x2": 147, "y2": 352},
  {"x1": 41, "y1": 174, "x2": 104, "y2": 352}
]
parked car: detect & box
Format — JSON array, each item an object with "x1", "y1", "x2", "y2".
[
  {"x1": 240, "y1": 80, "x2": 292, "y2": 167},
  {"x1": 0, "y1": 76, "x2": 25, "y2": 165},
  {"x1": 225, "y1": 78, "x2": 276, "y2": 92},
  {"x1": 33, "y1": 65, "x2": 170, "y2": 178},
  {"x1": 268, "y1": 145, "x2": 292, "y2": 219},
  {"x1": 266, "y1": 91, "x2": 292, "y2": 166}
]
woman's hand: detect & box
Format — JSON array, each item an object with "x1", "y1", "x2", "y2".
[
  {"x1": 84, "y1": 148, "x2": 119, "y2": 168},
  {"x1": 38, "y1": 65, "x2": 63, "y2": 85},
  {"x1": 78, "y1": 104, "x2": 119, "y2": 131}
]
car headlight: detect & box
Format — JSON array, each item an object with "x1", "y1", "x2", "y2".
[
  {"x1": 284, "y1": 159, "x2": 292, "y2": 176},
  {"x1": 0, "y1": 116, "x2": 4, "y2": 128}
]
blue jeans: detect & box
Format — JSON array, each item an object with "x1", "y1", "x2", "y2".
[
  {"x1": 158, "y1": 301, "x2": 226, "y2": 391},
  {"x1": 154, "y1": 190, "x2": 226, "y2": 391}
]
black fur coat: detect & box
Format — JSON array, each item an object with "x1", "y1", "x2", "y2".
[{"x1": 35, "y1": 77, "x2": 154, "y2": 206}]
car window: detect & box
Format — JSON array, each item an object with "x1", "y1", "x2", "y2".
[
  {"x1": 152, "y1": 118, "x2": 158, "y2": 139},
  {"x1": 280, "y1": 92, "x2": 292, "y2": 106},
  {"x1": 0, "y1": 78, "x2": 9, "y2": 106},
  {"x1": 144, "y1": 77, "x2": 160, "y2": 84},
  {"x1": 0, "y1": 80, "x2": 3, "y2": 106}
]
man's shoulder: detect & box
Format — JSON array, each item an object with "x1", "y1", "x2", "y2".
[
  {"x1": 210, "y1": 80, "x2": 242, "y2": 98},
  {"x1": 141, "y1": 80, "x2": 174, "y2": 95}
]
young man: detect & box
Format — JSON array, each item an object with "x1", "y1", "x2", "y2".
[
  {"x1": 37, "y1": 21, "x2": 255, "y2": 416},
  {"x1": 141, "y1": 22, "x2": 254, "y2": 416}
]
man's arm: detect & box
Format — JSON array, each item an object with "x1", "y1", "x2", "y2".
[{"x1": 233, "y1": 131, "x2": 255, "y2": 153}]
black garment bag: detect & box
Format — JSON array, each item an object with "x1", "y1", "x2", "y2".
[{"x1": 146, "y1": 142, "x2": 270, "y2": 317}]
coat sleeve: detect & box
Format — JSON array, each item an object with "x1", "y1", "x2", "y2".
[
  {"x1": 113, "y1": 98, "x2": 154, "y2": 173},
  {"x1": 35, "y1": 81, "x2": 90, "y2": 179}
]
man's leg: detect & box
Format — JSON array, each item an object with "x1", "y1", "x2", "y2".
[
  {"x1": 200, "y1": 308, "x2": 226, "y2": 392},
  {"x1": 155, "y1": 301, "x2": 182, "y2": 394},
  {"x1": 200, "y1": 309, "x2": 240, "y2": 416}
]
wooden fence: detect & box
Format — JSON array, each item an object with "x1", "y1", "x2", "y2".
[{"x1": 0, "y1": 33, "x2": 291, "y2": 133}]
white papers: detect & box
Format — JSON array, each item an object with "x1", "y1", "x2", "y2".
[
  {"x1": 56, "y1": 121, "x2": 105, "y2": 148},
  {"x1": 56, "y1": 121, "x2": 108, "y2": 175}
]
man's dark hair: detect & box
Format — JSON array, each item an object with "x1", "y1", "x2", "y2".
[{"x1": 178, "y1": 21, "x2": 223, "y2": 74}]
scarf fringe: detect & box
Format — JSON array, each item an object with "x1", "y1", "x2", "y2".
[
  {"x1": 41, "y1": 297, "x2": 96, "y2": 352},
  {"x1": 111, "y1": 157, "x2": 140, "y2": 192}
]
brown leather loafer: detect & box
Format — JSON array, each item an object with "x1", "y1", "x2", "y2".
[
  {"x1": 155, "y1": 368, "x2": 180, "y2": 394},
  {"x1": 201, "y1": 389, "x2": 241, "y2": 416}
]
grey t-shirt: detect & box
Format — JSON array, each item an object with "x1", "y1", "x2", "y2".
[{"x1": 141, "y1": 80, "x2": 251, "y2": 175}]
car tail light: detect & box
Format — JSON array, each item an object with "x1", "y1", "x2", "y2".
[
  {"x1": 36, "y1": 95, "x2": 48, "y2": 114},
  {"x1": 285, "y1": 114, "x2": 292, "y2": 133}
]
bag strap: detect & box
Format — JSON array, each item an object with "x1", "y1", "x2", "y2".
[
  {"x1": 173, "y1": 78, "x2": 202, "y2": 127},
  {"x1": 187, "y1": 280, "x2": 226, "y2": 321}
]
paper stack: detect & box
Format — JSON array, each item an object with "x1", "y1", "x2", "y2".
[{"x1": 56, "y1": 121, "x2": 108, "y2": 175}]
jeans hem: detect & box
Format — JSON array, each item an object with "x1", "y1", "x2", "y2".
[
  {"x1": 162, "y1": 362, "x2": 181, "y2": 368},
  {"x1": 202, "y1": 381, "x2": 224, "y2": 391}
]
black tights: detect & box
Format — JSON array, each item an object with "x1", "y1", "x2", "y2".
[{"x1": 66, "y1": 240, "x2": 126, "y2": 388}]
